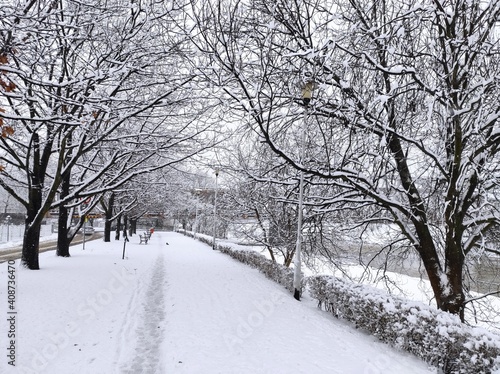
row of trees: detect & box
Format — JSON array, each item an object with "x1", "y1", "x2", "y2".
[
  {"x1": 0, "y1": 0, "x2": 220, "y2": 269},
  {"x1": 185, "y1": 0, "x2": 500, "y2": 322}
]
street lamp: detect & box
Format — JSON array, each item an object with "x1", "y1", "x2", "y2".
[
  {"x1": 5, "y1": 215, "x2": 11, "y2": 242},
  {"x1": 302, "y1": 80, "x2": 315, "y2": 106},
  {"x1": 212, "y1": 168, "x2": 219, "y2": 250},
  {"x1": 293, "y1": 74, "x2": 315, "y2": 301},
  {"x1": 193, "y1": 192, "x2": 199, "y2": 236}
]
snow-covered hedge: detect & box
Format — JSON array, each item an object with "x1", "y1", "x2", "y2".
[
  {"x1": 178, "y1": 230, "x2": 213, "y2": 248},
  {"x1": 217, "y1": 244, "x2": 300, "y2": 294},
  {"x1": 308, "y1": 275, "x2": 500, "y2": 374},
  {"x1": 177, "y1": 230, "x2": 302, "y2": 294}
]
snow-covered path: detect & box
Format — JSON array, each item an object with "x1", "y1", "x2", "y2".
[
  {"x1": 117, "y1": 251, "x2": 167, "y2": 373},
  {"x1": 0, "y1": 232, "x2": 435, "y2": 373}
]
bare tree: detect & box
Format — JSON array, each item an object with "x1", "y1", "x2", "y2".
[
  {"x1": 0, "y1": 0, "x2": 216, "y2": 268},
  {"x1": 190, "y1": 0, "x2": 500, "y2": 320}
]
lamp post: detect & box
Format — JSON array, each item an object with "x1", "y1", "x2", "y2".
[
  {"x1": 82, "y1": 215, "x2": 87, "y2": 251},
  {"x1": 212, "y1": 168, "x2": 219, "y2": 250},
  {"x1": 5, "y1": 215, "x2": 11, "y2": 242},
  {"x1": 293, "y1": 76, "x2": 315, "y2": 301},
  {"x1": 194, "y1": 196, "x2": 199, "y2": 236}
]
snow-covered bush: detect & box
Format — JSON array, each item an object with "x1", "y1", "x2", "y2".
[
  {"x1": 177, "y1": 229, "x2": 302, "y2": 293},
  {"x1": 308, "y1": 275, "x2": 500, "y2": 374},
  {"x1": 217, "y1": 244, "x2": 300, "y2": 293}
]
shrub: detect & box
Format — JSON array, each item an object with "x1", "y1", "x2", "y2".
[
  {"x1": 177, "y1": 229, "x2": 303, "y2": 294},
  {"x1": 308, "y1": 275, "x2": 500, "y2": 374}
]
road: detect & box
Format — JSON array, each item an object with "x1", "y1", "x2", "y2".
[{"x1": 0, "y1": 232, "x2": 104, "y2": 263}]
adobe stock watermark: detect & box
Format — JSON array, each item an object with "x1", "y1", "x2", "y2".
[
  {"x1": 223, "y1": 292, "x2": 285, "y2": 351},
  {"x1": 363, "y1": 353, "x2": 391, "y2": 374},
  {"x1": 15, "y1": 266, "x2": 136, "y2": 374}
]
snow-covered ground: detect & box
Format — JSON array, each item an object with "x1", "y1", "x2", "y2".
[{"x1": 0, "y1": 231, "x2": 436, "y2": 373}]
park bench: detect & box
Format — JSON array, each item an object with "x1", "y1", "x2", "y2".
[{"x1": 139, "y1": 233, "x2": 149, "y2": 244}]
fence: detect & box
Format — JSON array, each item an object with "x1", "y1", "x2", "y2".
[{"x1": 0, "y1": 224, "x2": 53, "y2": 244}]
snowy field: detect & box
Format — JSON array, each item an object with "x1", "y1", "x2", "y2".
[{"x1": 0, "y1": 232, "x2": 436, "y2": 373}]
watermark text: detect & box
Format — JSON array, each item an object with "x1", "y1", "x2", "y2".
[{"x1": 6, "y1": 260, "x2": 17, "y2": 367}]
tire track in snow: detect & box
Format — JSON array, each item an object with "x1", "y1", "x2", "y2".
[{"x1": 119, "y1": 254, "x2": 167, "y2": 373}]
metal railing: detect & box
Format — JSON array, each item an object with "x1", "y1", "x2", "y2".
[{"x1": 0, "y1": 224, "x2": 53, "y2": 244}]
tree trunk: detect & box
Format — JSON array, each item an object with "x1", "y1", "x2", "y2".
[
  {"x1": 444, "y1": 239, "x2": 466, "y2": 320},
  {"x1": 102, "y1": 193, "x2": 114, "y2": 243},
  {"x1": 22, "y1": 223, "x2": 42, "y2": 270},
  {"x1": 57, "y1": 170, "x2": 71, "y2": 257},
  {"x1": 115, "y1": 214, "x2": 121, "y2": 241},
  {"x1": 414, "y1": 224, "x2": 466, "y2": 320},
  {"x1": 130, "y1": 218, "x2": 137, "y2": 236},
  {"x1": 56, "y1": 205, "x2": 71, "y2": 257},
  {"x1": 284, "y1": 248, "x2": 294, "y2": 268},
  {"x1": 384, "y1": 102, "x2": 466, "y2": 318},
  {"x1": 21, "y1": 169, "x2": 45, "y2": 269},
  {"x1": 266, "y1": 246, "x2": 276, "y2": 263},
  {"x1": 21, "y1": 188, "x2": 43, "y2": 270},
  {"x1": 123, "y1": 214, "x2": 128, "y2": 240},
  {"x1": 104, "y1": 219, "x2": 112, "y2": 242}
]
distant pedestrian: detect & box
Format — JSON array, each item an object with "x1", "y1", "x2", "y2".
[{"x1": 149, "y1": 227, "x2": 154, "y2": 236}]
